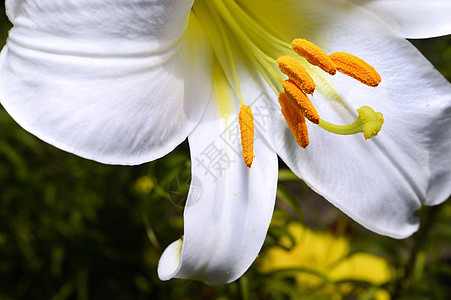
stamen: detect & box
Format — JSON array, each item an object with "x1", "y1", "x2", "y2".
[
  {"x1": 281, "y1": 80, "x2": 320, "y2": 124},
  {"x1": 278, "y1": 92, "x2": 309, "y2": 148},
  {"x1": 206, "y1": 0, "x2": 282, "y2": 96},
  {"x1": 329, "y1": 52, "x2": 381, "y2": 87},
  {"x1": 318, "y1": 106, "x2": 384, "y2": 139},
  {"x1": 238, "y1": 104, "x2": 255, "y2": 168},
  {"x1": 277, "y1": 56, "x2": 316, "y2": 95},
  {"x1": 291, "y1": 39, "x2": 337, "y2": 75}
]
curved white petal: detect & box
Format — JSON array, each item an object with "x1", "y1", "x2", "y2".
[
  {"x1": 158, "y1": 97, "x2": 278, "y2": 285},
  {"x1": 158, "y1": 238, "x2": 183, "y2": 280},
  {"x1": 0, "y1": 0, "x2": 212, "y2": 165},
  {"x1": 253, "y1": 1, "x2": 451, "y2": 238},
  {"x1": 350, "y1": 0, "x2": 451, "y2": 38}
]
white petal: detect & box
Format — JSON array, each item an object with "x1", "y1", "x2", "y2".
[
  {"x1": 0, "y1": 0, "x2": 212, "y2": 165},
  {"x1": 350, "y1": 0, "x2": 451, "y2": 38},
  {"x1": 255, "y1": 1, "x2": 451, "y2": 237},
  {"x1": 158, "y1": 238, "x2": 183, "y2": 281},
  {"x1": 158, "y1": 97, "x2": 278, "y2": 285}
]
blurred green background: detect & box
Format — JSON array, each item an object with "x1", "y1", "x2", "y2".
[{"x1": 0, "y1": 4, "x2": 450, "y2": 300}]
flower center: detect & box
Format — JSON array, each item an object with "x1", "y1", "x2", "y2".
[{"x1": 191, "y1": 0, "x2": 384, "y2": 168}]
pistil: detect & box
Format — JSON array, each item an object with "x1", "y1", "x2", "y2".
[{"x1": 318, "y1": 106, "x2": 384, "y2": 139}]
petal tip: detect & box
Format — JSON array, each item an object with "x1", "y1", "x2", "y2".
[{"x1": 157, "y1": 238, "x2": 183, "y2": 281}]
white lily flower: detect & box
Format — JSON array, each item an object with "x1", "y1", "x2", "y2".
[{"x1": 1, "y1": 0, "x2": 450, "y2": 285}]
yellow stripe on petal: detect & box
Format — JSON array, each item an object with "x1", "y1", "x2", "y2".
[
  {"x1": 212, "y1": 59, "x2": 234, "y2": 120},
  {"x1": 281, "y1": 80, "x2": 320, "y2": 124}
]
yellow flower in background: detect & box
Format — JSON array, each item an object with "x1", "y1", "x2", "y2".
[
  {"x1": 259, "y1": 222, "x2": 393, "y2": 299},
  {"x1": 134, "y1": 176, "x2": 154, "y2": 195}
]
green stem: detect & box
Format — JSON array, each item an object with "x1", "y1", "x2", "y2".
[{"x1": 391, "y1": 205, "x2": 440, "y2": 298}]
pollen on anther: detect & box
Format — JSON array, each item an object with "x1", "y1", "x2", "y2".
[
  {"x1": 281, "y1": 80, "x2": 320, "y2": 124},
  {"x1": 277, "y1": 56, "x2": 315, "y2": 95},
  {"x1": 329, "y1": 52, "x2": 381, "y2": 87},
  {"x1": 238, "y1": 104, "x2": 255, "y2": 168},
  {"x1": 278, "y1": 92, "x2": 310, "y2": 148},
  {"x1": 291, "y1": 39, "x2": 337, "y2": 75}
]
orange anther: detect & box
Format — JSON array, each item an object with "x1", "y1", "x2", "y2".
[
  {"x1": 278, "y1": 92, "x2": 310, "y2": 148},
  {"x1": 238, "y1": 104, "x2": 255, "y2": 168},
  {"x1": 291, "y1": 39, "x2": 337, "y2": 75},
  {"x1": 281, "y1": 80, "x2": 320, "y2": 124},
  {"x1": 329, "y1": 52, "x2": 381, "y2": 87},
  {"x1": 277, "y1": 56, "x2": 315, "y2": 95}
]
